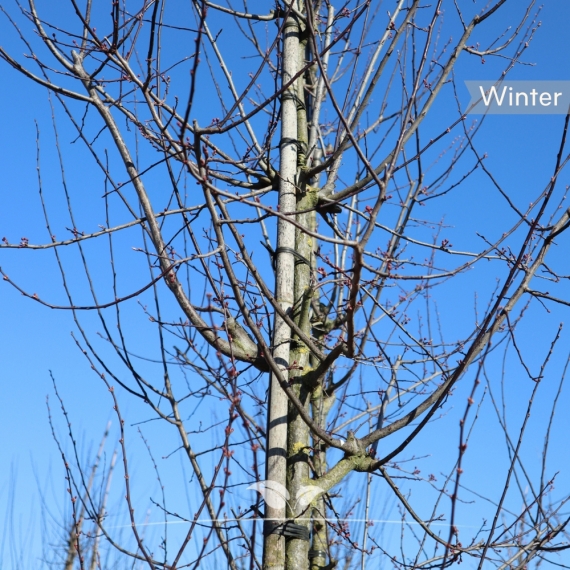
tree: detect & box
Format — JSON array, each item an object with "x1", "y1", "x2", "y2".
[{"x1": 2, "y1": 0, "x2": 570, "y2": 568}]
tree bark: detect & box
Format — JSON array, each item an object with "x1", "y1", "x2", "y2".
[{"x1": 263, "y1": 3, "x2": 301, "y2": 569}]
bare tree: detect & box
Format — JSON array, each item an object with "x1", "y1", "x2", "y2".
[
  {"x1": 44, "y1": 409, "x2": 119, "y2": 570},
  {"x1": 2, "y1": 0, "x2": 570, "y2": 569}
]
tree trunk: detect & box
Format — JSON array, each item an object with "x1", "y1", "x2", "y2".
[{"x1": 263, "y1": 3, "x2": 301, "y2": 569}]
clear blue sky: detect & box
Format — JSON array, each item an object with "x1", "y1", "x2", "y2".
[{"x1": 1, "y1": 1, "x2": 570, "y2": 568}]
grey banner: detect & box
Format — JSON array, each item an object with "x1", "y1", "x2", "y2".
[{"x1": 465, "y1": 81, "x2": 570, "y2": 114}]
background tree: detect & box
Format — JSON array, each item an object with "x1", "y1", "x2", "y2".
[{"x1": 1, "y1": 0, "x2": 570, "y2": 569}]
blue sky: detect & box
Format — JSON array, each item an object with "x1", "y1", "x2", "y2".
[{"x1": 2, "y1": 1, "x2": 570, "y2": 568}]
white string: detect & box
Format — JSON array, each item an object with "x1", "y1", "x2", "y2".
[{"x1": 104, "y1": 518, "x2": 478, "y2": 530}]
